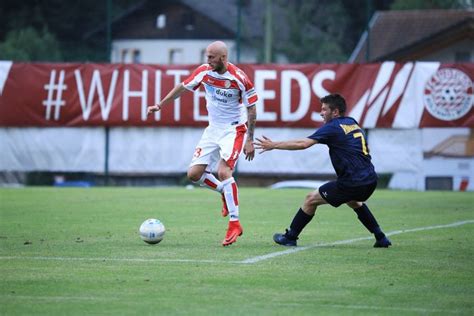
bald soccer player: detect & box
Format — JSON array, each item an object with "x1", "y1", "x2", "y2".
[{"x1": 147, "y1": 41, "x2": 258, "y2": 246}]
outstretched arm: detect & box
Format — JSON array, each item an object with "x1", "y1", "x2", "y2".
[
  {"x1": 243, "y1": 105, "x2": 257, "y2": 161},
  {"x1": 147, "y1": 83, "x2": 186, "y2": 115},
  {"x1": 254, "y1": 135, "x2": 317, "y2": 153}
]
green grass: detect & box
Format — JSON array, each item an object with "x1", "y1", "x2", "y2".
[{"x1": 0, "y1": 187, "x2": 473, "y2": 315}]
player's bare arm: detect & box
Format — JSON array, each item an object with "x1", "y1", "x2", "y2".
[
  {"x1": 243, "y1": 105, "x2": 257, "y2": 161},
  {"x1": 254, "y1": 136, "x2": 317, "y2": 153},
  {"x1": 147, "y1": 83, "x2": 186, "y2": 115}
]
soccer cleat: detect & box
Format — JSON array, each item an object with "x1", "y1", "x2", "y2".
[
  {"x1": 373, "y1": 236, "x2": 392, "y2": 248},
  {"x1": 273, "y1": 229, "x2": 298, "y2": 247},
  {"x1": 221, "y1": 193, "x2": 229, "y2": 217},
  {"x1": 222, "y1": 221, "x2": 243, "y2": 246}
]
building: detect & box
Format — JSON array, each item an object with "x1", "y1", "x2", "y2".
[
  {"x1": 87, "y1": 0, "x2": 289, "y2": 64},
  {"x1": 349, "y1": 9, "x2": 474, "y2": 63}
]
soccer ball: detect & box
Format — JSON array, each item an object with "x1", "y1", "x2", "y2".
[{"x1": 139, "y1": 218, "x2": 165, "y2": 244}]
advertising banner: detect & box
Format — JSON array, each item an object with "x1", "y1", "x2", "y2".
[{"x1": 0, "y1": 61, "x2": 472, "y2": 128}]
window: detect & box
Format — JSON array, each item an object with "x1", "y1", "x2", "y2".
[
  {"x1": 121, "y1": 49, "x2": 129, "y2": 63},
  {"x1": 132, "y1": 50, "x2": 141, "y2": 63},
  {"x1": 169, "y1": 49, "x2": 184, "y2": 64},
  {"x1": 156, "y1": 14, "x2": 166, "y2": 29},
  {"x1": 455, "y1": 52, "x2": 471, "y2": 62}
]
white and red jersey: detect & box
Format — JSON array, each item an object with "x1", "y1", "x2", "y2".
[{"x1": 182, "y1": 62, "x2": 258, "y2": 127}]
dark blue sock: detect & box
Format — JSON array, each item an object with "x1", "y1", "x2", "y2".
[
  {"x1": 354, "y1": 204, "x2": 385, "y2": 240},
  {"x1": 288, "y1": 208, "x2": 314, "y2": 238}
]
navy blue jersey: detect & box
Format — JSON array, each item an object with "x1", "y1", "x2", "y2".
[{"x1": 308, "y1": 117, "x2": 377, "y2": 186}]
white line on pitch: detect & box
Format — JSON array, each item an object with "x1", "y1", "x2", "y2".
[
  {"x1": 240, "y1": 219, "x2": 474, "y2": 264},
  {"x1": 1, "y1": 220, "x2": 472, "y2": 265}
]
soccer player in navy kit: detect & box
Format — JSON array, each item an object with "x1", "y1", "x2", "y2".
[{"x1": 254, "y1": 93, "x2": 391, "y2": 248}]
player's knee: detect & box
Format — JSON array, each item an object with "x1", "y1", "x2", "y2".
[
  {"x1": 187, "y1": 169, "x2": 202, "y2": 182},
  {"x1": 347, "y1": 201, "x2": 363, "y2": 209},
  {"x1": 304, "y1": 192, "x2": 318, "y2": 206},
  {"x1": 305, "y1": 191, "x2": 326, "y2": 207},
  {"x1": 217, "y1": 168, "x2": 232, "y2": 181}
]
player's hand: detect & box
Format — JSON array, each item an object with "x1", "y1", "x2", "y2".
[
  {"x1": 254, "y1": 135, "x2": 274, "y2": 153},
  {"x1": 147, "y1": 104, "x2": 162, "y2": 116},
  {"x1": 243, "y1": 139, "x2": 255, "y2": 161}
]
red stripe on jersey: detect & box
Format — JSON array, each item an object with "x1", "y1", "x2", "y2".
[
  {"x1": 183, "y1": 64, "x2": 210, "y2": 86},
  {"x1": 204, "y1": 178, "x2": 218, "y2": 189},
  {"x1": 231, "y1": 182, "x2": 239, "y2": 206},
  {"x1": 247, "y1": 95, "x2": 258, "y2": 105},
  {"x1": 227, "y1": 63, "x2": 253, "y2": 90},
  {"x1": 202, "y1": 75, "x2": 239, "y2": 89},
  {"x1": 225, "y1": 124, "x2": 247, "y2": 170}
]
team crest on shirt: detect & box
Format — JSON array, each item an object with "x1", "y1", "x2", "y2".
[
  {"x1": 423, "y1": 68, "x2": 473, "y2": 121},
  {"x1": 224, "y1": 80, "x2": 231, "y2": 88}
]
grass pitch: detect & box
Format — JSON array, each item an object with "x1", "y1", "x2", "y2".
[{"x1": 0, "y1": 187, "x2": 473, "y2": 315}]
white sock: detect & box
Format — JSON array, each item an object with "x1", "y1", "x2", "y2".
[
  {"x1": 221, "y1": 177, "x2": 239, "y2": 221},
  {"x1": 194, "y1": 172, "x2": 223, "y2": 193}
]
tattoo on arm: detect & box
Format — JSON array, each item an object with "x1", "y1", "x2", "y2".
[{"x1": 247, "y1": 105, "x2": 256, "y2": 140}]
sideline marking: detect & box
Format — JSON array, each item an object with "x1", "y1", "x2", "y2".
[
  {"x1": 0, "y1": 220, "x2": 472, "y2": 265},
  {"x1": 240, "y1": 219, "x2": 474, "y2": 264}
]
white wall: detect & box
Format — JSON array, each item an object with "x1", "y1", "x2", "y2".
[
  {"x1": 111, "y1": 39, "x2": 259, "y2": 64},
  {"x1": 2, "y1": 127, "x2": 473, "y2": 191}
]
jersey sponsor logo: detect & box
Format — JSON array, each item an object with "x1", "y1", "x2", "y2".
[
  {"x1": 215, "y1": 89, "x2": 233, "y2": 98},
  {"x1": 424, "y1": 68, "x2": 473, "y2": 121},
  {"x1": 212, "y1": 95, "x2": 228, "y2": 103}
]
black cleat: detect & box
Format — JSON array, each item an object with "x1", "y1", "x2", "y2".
[
  {"x1": 273, "y1": 229, "x2": 298, "y2": 247},
  {"x1": 373, "y1": 236, "x2": 392, "y2": 248}
]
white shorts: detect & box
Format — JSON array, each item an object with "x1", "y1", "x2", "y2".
[{"x1": 190, "y1": 124, "x2": 247, "y2": 171}]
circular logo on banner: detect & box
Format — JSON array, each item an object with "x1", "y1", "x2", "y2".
[{"x1": 424, "y1": 68, "x2": 473, "y2": 121}]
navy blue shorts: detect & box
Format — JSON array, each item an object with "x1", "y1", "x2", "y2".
[{"x1": 318, "y1": 181, "x2": 377, "y2": 207}]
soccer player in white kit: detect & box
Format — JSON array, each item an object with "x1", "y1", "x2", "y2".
[{"x1": 147, "y1": 41, "x2": 258, "y2": 246}]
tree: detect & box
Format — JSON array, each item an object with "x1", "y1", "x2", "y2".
[
  {"x1": 0, "y1": 27, "x2": 62, "y2": 61},
  {"x1": 282, "y1": 0, "x2": 348, "y2": 62},
  {"x1": 0, "y1": 0, "x2": 137, "y2": 62},
  {"x1": 277, "y1": 0, "x2": 393, "y2": 63}
]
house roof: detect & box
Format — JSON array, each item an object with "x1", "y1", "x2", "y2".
[
  {"x1": 180, "y1": 0, "x2": 264, "y2": 39},
  {"x1": 349, "y1": 9, "x2": 474, "y2": 62},
  {"x1": 85, "y1": 0, "x2": 288, "y2": 42}
]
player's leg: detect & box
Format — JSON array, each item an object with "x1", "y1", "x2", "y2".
[
  {"x1": 188, "y1": 127, "x2": 224, "y2": 193},
  {"x1": 218, "y1": 125, "x2": 246, "y2": 246},
  {"x1": 273, "y1": 189, "x2": 327, "y2": 246},
  {"x1": 217, "y1": 159, "x2": 237, "y2": 217},
  {"x1": 345, "y1": 181, "x2": 392, "y2": 248},
  {"x1": 275, "y1": 181, "x2": 354, "y2": 246},
  {"x1": 188, "y1": 164, "x2": 223, "y2": 192},
  {"x1": 218, "y1": 160, "x2": 243, "y2": 246},
  {"x1": 347, "y1": 200, "x2": 391, "y2": 248}
]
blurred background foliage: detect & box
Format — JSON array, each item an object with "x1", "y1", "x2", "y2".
[{"x1": 0, "y1": 0, "x2": 470, "y2": 63}]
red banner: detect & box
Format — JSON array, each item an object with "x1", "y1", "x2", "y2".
[{"x1": 0, "y1": 62, "x2": 472, "y2": 127}]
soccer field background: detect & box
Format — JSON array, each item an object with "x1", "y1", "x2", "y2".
[{"x1": 0, "y1": 187, "x2": 473, "y2": 315}]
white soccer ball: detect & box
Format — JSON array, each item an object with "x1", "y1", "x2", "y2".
[{"x1": 139, "y1": 218, "x2": 165, "y2": 244}]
